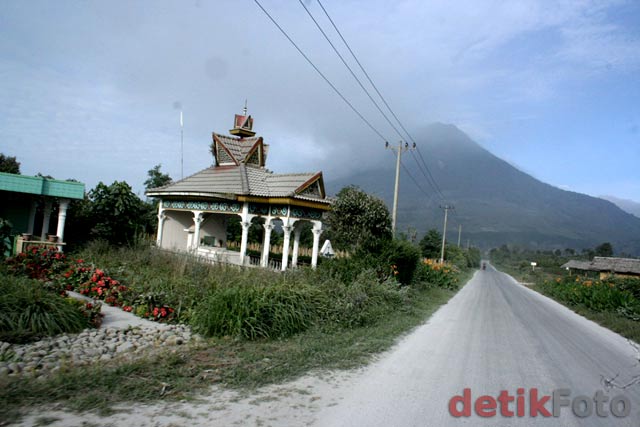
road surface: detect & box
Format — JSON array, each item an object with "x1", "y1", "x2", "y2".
[{"x1": 315, "y1": 264, "x2": 640, "y2": 426}]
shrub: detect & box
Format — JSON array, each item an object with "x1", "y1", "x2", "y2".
[
  {"x1": 190, "y1": 282, "x2": 318, "y2": 339},
  {"x1": 412, "y1": 259, "x2": 460, "y2": 290},
  {"x1": 0, "y1": 273, "x2": 90, "y2": 343},
  {"x1": 381, "y1": 239, "x2": 421, "y2": 286},
  {"x1": 539, "y1": 276, "x2": 640, "y2": 320}
]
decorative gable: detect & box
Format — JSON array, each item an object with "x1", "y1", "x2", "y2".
[{"x1": 295, "y1": 173, "x2": 325, "y2": 199}]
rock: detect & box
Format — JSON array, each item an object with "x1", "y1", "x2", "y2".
[{"x1": 116, "y1": 342, "x2": 135, "y2": 353}]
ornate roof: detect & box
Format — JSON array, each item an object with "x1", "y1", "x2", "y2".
[
  {"x1": 146, "y1": 165, "x2": 329, "y2": 206},
  {"x1": 147, "y1": 111, "x2": 330, "y2": 208}
]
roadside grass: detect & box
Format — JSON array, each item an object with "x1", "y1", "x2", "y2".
[
  {"x1": 531, "y1": 283, "x2": 640, "y2": 343},
  {"x1": 0, "y1": 285, "x2": 457, "y2": 421}
]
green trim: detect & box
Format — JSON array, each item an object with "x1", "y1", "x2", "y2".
[{"x1": 0, "y1": 172, "x2": 84, "y2": 199}]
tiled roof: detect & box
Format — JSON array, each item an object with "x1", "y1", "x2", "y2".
[
  {"x1": 213, "y1": 134, "x2": 261, "y2": 165},
  {"x1": 561, "y1": 257, "x2": 640, "y2": 275},
  {"x1": 146, "y1": 165, "x2": 330, "y2": 204},
  {"x1": 561, "y1": 260, "x2": 593, "y2": 270},
  {"x1": 591, "y1": 257, "x2": 640, "y2": 275}
]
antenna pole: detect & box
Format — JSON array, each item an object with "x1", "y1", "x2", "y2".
[{"x1": 180, "y1": 110, "x2": 184, "y2": 180}]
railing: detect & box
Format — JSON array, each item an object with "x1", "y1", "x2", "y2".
[{"x1": 14, "y1": 236, "x2": 65, "y2": 254}]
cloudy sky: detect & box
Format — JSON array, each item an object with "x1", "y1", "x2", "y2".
[{"x1": 1, "y1": 0, "x2": 639, "y2": 202}]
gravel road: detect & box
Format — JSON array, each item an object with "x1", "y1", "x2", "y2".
[{"x1": 315, "y1": 265, "x2": 640, "y2": 426}]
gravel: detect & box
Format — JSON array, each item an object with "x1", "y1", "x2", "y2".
[{"x1": 0, "y1": 324, "x2": 196, "y2": 379}]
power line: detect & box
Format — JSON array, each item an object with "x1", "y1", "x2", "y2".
[
  {"x1": 253, "y1": 0, "x2": 388, "y2": 142},
  {"x1": 298, "y1": 0, "x2": 405, "y2": 141},
  {"x1": 315, "y1": 0, "x2": 414, "y2": 144},
  {"x1": 314, "y1": 0, "x2": 448, "y2": 204}
]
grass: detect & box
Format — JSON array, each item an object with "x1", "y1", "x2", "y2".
[
  {"x1": 0, "y1": 241, "x2": 472, "y2": 421},
  {"x1": 0, "y1": 284, "x2": 458, "y2": 421}
]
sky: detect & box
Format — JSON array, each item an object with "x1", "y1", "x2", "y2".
[{"x1": 1, "y1": 0, "x2": 639, "y2": 202}]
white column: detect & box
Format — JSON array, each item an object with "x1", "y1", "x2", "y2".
[
  {"x1": 261, "y1": 217, "x2": 273, "y2": 268},
  {"x1": 40, "y1": 201, "x2": 53, "y2": 241},
  {"x1": 55, "y1": 199, "x2": 70, "y2": 251},
  {"x1": 311, "y1": 221, "x2": 323, "y2": 269},
  {"x1": 239, "y1": 221, "x2": 251, "y2": 265},
  {"x1": 192, "y1": 211, "x2": 203, "y2": 250},
  {"x1": 156, "y1": 208, "x2": 167, "y2": 248},
  {"x1": 281, "y1": 225, "x2": 293, "y2": 271},
  {"x1": 238, "y1": 202, "x2": 251, "y2": 265},
  {"x1": 27, "y1": 199, "x2": 37, "y2": 234},
  {"x1": 291, "y1": 226, "x2": 302, "y2": 268}
]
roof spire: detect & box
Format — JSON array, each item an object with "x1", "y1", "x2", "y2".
[{"x1": 229, "y1": 102, "x2": 256, "y2": 138}]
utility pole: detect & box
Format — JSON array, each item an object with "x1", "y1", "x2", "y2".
[
  {"x1": 385, "y1": 141, "x2": 415, "y2": 237},
  {"x1": 439, "y1": 205, "x2": 454, "y2": 263},
  {"x1": 457, "y1": 224, "x2": 462, "y2": 247}
]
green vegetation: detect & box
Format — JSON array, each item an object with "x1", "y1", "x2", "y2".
[
  {"x1": 0, "y1": 241, "x2": 469, "y2": 420},
  {"x1": 0, "y1": 270, "x2": 90, "y2": 343}
]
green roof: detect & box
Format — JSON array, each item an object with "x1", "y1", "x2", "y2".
[{"x1": 0, "y1": 172, "x2": 85, "y2": 199}]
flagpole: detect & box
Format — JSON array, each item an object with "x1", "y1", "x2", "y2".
[{"x1": 180, "y1": 110, "x2": 184, "y2": 180}]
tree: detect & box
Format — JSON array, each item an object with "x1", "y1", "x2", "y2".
[
  {"x1": 419, "y1": 229, "x2": 442, "y2": 259},
  {"x1": 0, "y1": 154, "x2": 20, "y2": 174},
  {"x1": 144, "y1": 164, "x2": 172, "y2": 191},
  {"x1": 89, "y1": 181, "x2": 150, "y2": 245},
  {"x1": 595, "y1": 242, "x2": 614, "y2": 257},
  {"x1": 326, "y1": 186, "x2": 392, "y2": 251}
]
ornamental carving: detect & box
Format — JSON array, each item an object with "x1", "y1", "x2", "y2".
[{"x1": 162, "y1": 200, "x2": 241, "y2": 213}]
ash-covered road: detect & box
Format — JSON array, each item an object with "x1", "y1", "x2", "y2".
[{"x1": 315, "y1": 265, "x2": 640, "y2": 426}]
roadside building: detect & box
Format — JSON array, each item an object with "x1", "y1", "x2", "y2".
[
  {"x1": 145, "y1": 110, "x2": 331, "y2": 270},
  {"x1": 0, "y1": 172, "x2": 85, "y2": 253},
  {"x1": 561, "y1": 257, "x2": 640, "y2": 279}
]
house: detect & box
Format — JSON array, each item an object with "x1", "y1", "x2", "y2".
[
  {"x1": 0, "y1": 172, "x2": 85, "y2": 253},
  {"x1": 145, "y1": 109, "x2": 332, "y2": 270},
  {"x1": 561, "y1": 257, "x2": 640, "y2": 279}
]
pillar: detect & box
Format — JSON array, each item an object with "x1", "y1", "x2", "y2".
[
  {"x1": 291, "y1": 226, "x2": 302, "y2": 268},
  {"x1": 261, "y1": 218, "x2": 273, "y2": 268},
  {"x1": 192, "y1": 211, "x2": 203, "y2": 250},
  {"x1": 55, "y1": 199, "x2": 70, "y2": 251},
  {"x1": 27, "y1": 199, "x2": 37, "y2": 234},
  {"x1": 239, "y1": 221, "x2": 251, "y2": 265},
  {"x1": 281, "y1": 225, "x2": 293, "y2": 271},
  {"x1": 311, "y1": 221, "x2": 323, "y2": 269},
  {"x1": 238, "y1": 202, "x2": 251, "y2": 265},
  {"x1": 156, "y1": 205, "x2": 166, "y2": 247},
  {"x1": 40, "y1": 201, "x2": 53, "y2": 241}
]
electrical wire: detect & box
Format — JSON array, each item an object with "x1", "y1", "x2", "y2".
[
  {"x1": 298, "y1": 0, "x2": 405, "y2": 141},
  {"x1": 253, "y1": 0, "x2": 388, "y2": 142}
]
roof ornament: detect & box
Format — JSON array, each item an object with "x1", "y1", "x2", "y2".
[{"x1": 229, "y1": 100, "x2": 256, "y2": 138}]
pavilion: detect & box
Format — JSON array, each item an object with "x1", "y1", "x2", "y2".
[{"x1": 145, "y1": 110, "x2": 331, "y2": 269}]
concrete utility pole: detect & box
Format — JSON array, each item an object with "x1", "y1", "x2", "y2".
[
  {"x1": 440, "y1": 205, "x2": 454, "y2": 263},
  {"x1": 457, "y1": 224, "x2": 462, "y2": 247},
  {"x1": 386, "y1": 141, "x2": 415, "y2": 237}
]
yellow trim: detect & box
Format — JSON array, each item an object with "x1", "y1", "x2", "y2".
[{"x1": 237, "y1": 196, "x2": 331, "y2": 210}]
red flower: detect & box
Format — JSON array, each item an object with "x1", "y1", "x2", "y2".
[
  {"x1": 123, "y1": 306, "x2": 133, "y2": 312},
  {"x1": 95, "y1": 269, "x2": 104, "y2": 277},
  {"x1": 91, "y1": 275, "x2": 97, "y2": 283},
  {"x1": 86, "y1": 303, "x2": 93, "y2": 309},
  {"x1": 76, "y1": 259, "x2": 84, "y2": 263},
  {"x1": 153, "y1": 307, "x2": 159, "y2": 317}
]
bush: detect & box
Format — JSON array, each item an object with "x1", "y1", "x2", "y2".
[
  {"x1": 381, "y1": 239, "x2": 421, "y2": 285},
  {"x1": 190, "y1": 281, "x2": 319, "y2": 339},
  {"x1": 538, "y1": 276, "x2": 640, "y2": 320},
  {"x1": 0, "y1": 273, "x2": 90, "y2": 343},
  {"x1": 412, "y1": 259, "x2": 460, "y2": 290}
]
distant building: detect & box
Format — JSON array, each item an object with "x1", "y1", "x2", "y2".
[
  {"x1": 0, "y1": 172, "x2": 85, "y2": 252},
  {"x1": 146, "y1": 109, "x2": 331, "y2": 269},
  {"x1": 561, "y1": 257, "x2": 640, "y2": 279}
]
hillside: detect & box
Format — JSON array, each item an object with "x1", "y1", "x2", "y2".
[{"x1": 327, "y1": 123, "x2": 640, "y2": 255}]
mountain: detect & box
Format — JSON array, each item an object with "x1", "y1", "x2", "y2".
[
  {"x1": 599, "y1": 195, "x2": 640, "y2": 219},
  {"x1": 326, "y1": 123, "x2": 640, "y2": 255}
]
